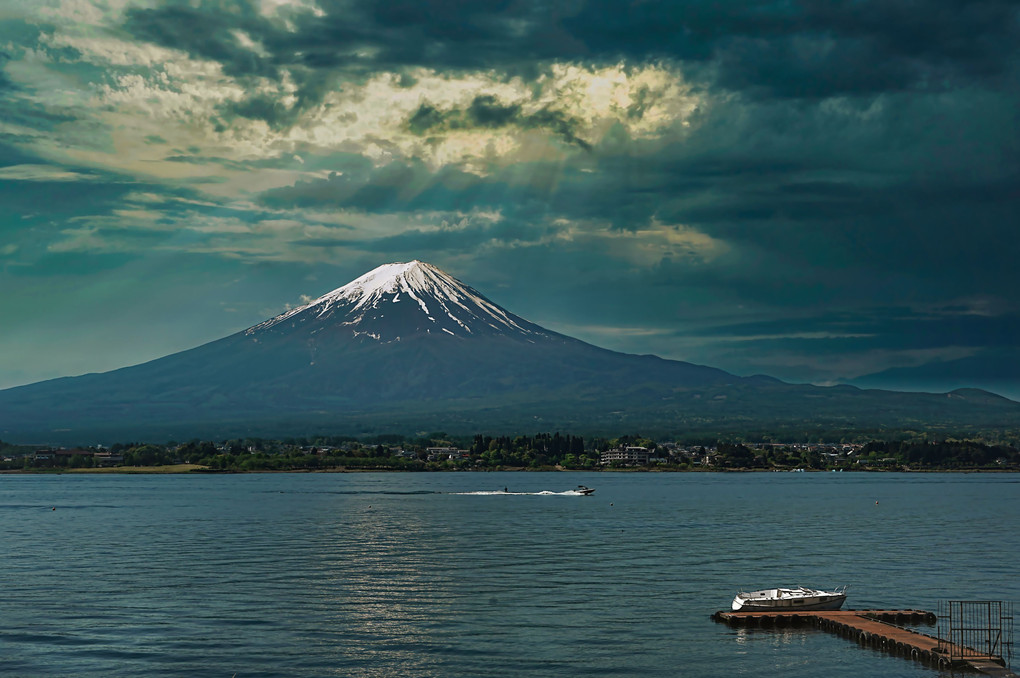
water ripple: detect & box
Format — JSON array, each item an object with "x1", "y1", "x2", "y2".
[{"x1": 1, "y1": 471, "x2": 1016, "y2": 677}]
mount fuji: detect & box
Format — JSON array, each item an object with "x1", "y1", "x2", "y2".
[{"x1": 1, "y1": 261, "x2": 1017, "y2": 442}]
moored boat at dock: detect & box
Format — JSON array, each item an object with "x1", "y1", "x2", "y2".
[{"x1": 731, "y1": 586, "x2": 848, "y2": 611}]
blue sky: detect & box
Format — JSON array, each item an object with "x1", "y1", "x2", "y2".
[{"x1": 1, "y1": 0, "x2": 1019, "y2": 400}]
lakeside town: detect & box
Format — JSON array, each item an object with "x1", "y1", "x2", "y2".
[{"x1": 3, "y1": 435, "x2": 1018, "y2": 472}]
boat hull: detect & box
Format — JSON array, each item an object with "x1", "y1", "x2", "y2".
[{"x1": 731, "y1": 587, "x2": 847, "y2": 612}]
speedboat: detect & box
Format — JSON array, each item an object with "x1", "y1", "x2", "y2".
[
  {"x1": 575, "y1": 485, "x2": 595, "y2": 495},
  {"x1": 731, "y1": 585, "x2": 847, "y2": 612}
]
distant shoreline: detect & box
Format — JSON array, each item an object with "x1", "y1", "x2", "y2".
[{"x1": 3, "y1": 466, "x2": 1016, "y2": 475}]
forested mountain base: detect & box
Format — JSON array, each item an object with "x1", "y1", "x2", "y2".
[{"x1": 4, "y1": 434, "x2": 1019, "y2": 472}]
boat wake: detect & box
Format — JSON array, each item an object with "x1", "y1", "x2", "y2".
[
  {"x1": 452, "y1": 490, "x2": 592, "y2": 496},
  {"x1": 270, "y1": 490, "x2": 442, "y2": 496}
]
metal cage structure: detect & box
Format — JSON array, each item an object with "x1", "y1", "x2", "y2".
[{"x1": 937, "y1": 600, "x2": 1014, "y2": 668}]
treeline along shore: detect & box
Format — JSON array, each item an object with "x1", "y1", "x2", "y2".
[{"x1": 3, "y1": 433, "x2": 1019, "y2": 473}]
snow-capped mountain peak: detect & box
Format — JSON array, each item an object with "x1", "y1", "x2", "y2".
[
  {"x1": 247, "y1": 260, "x2": 545, "y2": 341},
  {"x1": 326, "y1": 260, "x2": 472, "y2": 312}
]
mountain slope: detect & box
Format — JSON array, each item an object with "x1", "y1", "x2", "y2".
[
  {"x1": 848, "y1": 348, "x2": 1020, "y2": 402},
  {"x1": 1, "y1": 261, "x2": 1018, "y2": 443}
]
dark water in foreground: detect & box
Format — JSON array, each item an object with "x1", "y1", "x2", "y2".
[{"x1": 1, "y1": 471, "x2": 1017, "y2": 677}]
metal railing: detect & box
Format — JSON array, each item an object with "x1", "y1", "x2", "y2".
[{"x1": 937, "y1": 600, "x2": 1014, "y2": 667}]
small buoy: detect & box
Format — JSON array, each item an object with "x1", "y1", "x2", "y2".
[
  {"x1": 610, "y1": 503, "x2": 614, "y2": 506},
  {"x1": 52, "y1": 507, "x2": 56, "y2": 511},
  {"x1": 875, "y1": 500, "x2": 879, "y2": 505}
]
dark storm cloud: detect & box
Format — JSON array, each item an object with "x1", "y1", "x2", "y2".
[
  {"x1": 124, "y1": 1, "x2": 336, "y2": 127},
  {"x1": 122, "y1": 0, "x2": 557, "y2": 127},
  {"x1": 121, "y1": 0, "x2": 1020, "y2": 129},
  {"x1": 560, "y1": 0, "x2": 1020, "y2": 97},
  {"x1": 407, "y1": 95, "x2": 592, "y2": 150},
  {"x1": 123, "y1": 1, "x2": 280, "y2": 80},
  {"x1": 127, "y1": 0, "x2": 1013, "y2": 79},
  {"x1": 407, "y1": 96, "x2": 523, "y2": 133}
]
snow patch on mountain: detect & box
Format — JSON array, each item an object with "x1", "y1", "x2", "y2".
[{"x1": 247, "y1": 260, "x2": 543, "y2": 340}]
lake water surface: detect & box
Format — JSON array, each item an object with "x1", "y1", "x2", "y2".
[{"x1": 2, "y1": 471, "x2": 1017, "y2": 677}]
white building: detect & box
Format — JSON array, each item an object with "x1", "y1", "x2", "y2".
[{"x1": 599, "y1": 446, "x2": 650, "y2": 465}]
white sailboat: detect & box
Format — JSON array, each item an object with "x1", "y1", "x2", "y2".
[{"x1": 731, "y1": 586, "x2": 848, "y2": 611}]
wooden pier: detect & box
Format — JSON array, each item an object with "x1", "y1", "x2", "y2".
[{"x1": 713, "y1": 609, "x2": 1017, "y2": 676}]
